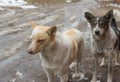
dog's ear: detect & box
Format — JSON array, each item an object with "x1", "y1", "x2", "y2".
[
  {"x1": 47, "y1": 26, "x2": 57, "y2": 37},
  {"x1": 85, "y1": 12, "x2": 95, "y2": 22},
  {"x1": 104, "y1": 10, "x2": 113, "y2": 20},
  {"x1": 29, "y1": 20, "x2": 37, "y2": 28}
]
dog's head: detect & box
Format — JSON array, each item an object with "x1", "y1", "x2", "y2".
[
  {"x1": 85, "y1": 10, "x2": 113, "y2": 40},
  {"x1": 27, "y1": 21, "x2": 57, "y2": 55}
]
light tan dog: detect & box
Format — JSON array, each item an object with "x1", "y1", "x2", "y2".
[{"x1": 27, "y1": 21, "x2": 84, "y2": 82}]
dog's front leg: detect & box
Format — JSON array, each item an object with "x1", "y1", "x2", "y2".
[
  {"x1": 60, "y1": 73, "x2": 68, "y2": 82},
  {"x1": 115, "y1": 51, "x2": 120, "y2": 66},
  {"x1": 91, "y1": 54, "x2": 98, "y2": 82},
  {"x1": 44, "y1": 67, "x2": 55, "y2": 82},
  {"x1": 47, "y1": 72, "x2": 55, "y2": 82},
  {"x1": 107, "y1": 51, "x2": 114, "y2": 82}
]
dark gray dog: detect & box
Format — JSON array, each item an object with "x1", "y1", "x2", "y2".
[{"x1": 85, "y1": 10, "x2": 120, "y2": 82}]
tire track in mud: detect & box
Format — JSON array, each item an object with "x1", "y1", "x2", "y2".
[
  {"x1": 0, "y1": 28, "x2": 22, "y2": 36},
  {"x1": 0, "y1": 12, "x2": 42, "y2": 31},
  {"x1": 0, "y1": 7, "x2": 65, "y2": 31},
  {"x1": 0, "y1": 38, "x2": 28, "y2": 63},
  {"x1": 0, "y1": 9, "x2": 36, "y2": 24}
]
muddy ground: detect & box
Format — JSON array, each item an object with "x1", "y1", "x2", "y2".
[{"x1": 0, "y1": 0, "x2": 120, "y2": 82}]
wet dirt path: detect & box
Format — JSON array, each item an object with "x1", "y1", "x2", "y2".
[{"x1": 0, "y1": 0, "x2": 119, "y2": 82}]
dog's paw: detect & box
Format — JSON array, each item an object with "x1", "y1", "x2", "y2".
[
  {"x1": 72, "y1": 73, "x2": 84, "y2": 80},
  {"x1": 115, "y1": 62, "x2": 120, "y2": 66},
  {"x1": 91, "y1": 80, "x2": 100, "y2": 82},
  {"x1": 107, "y1": 79, "x2": 112, "y2": 82},
  {"x1": 90, "y1": 76, "x2": 97, "y2": 82},
  {"x1": 72, "y1": 73, "x2": 80, "y2": 79},
  {"x1": 69, "y1": 62, "x2": 76, "y2": 70},
  {"x1": 90, "y1": 81, "x2": 95, "y2": 82},
  {"x1": 100, "y1": 61, "x2": 105, "y2": 67},
  {"x1": 90, "y1": 80, "x2": 96, "y2": 82}
]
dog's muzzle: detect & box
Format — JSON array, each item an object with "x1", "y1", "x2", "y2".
[
  {"x1": 27, "y1": 49, "x2": 34, "y2": 54},
  {"x1": 27, "y1": 48, "x2": 41, "y2": 55},
  {"x1": 95, "y1": 30, "x2": 100, "y2": 35}
]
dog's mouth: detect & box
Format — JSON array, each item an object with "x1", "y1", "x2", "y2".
[
  {"x1": 93, "y1": 32, "x2": 106, "y2": 41},
  {"x1": 27, "y1": 49, "x2": 41, "y2": 55}
]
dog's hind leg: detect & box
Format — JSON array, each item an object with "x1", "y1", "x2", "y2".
[
  {"x1": 91, "y1": 54, "x2": 98, "y2": 82},
  {"x1": 72, "y1": 41, "x2": 84, "y2": 79},
  {"x1": 107, "y1": 54, "x2": 114, "y2": 82}
]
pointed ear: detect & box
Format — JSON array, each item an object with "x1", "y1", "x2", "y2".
[
  {"x1": 29, "y1": 20, "x2": 38, "y2": 28},
  {"x1": 104, "y1": 10, "x2": 113, "y2": 20},
  {"x1": 85, "y1": 12, "x2": 95, "y2": 22},
  {"x1": 47, "y1": 26, "x2": 57, "y2": 37}
]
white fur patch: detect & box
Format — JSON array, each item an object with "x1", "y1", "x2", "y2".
[{"x1": 113, "y1": 9, "x2": 120, "y2": 22}]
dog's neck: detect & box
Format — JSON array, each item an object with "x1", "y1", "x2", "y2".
[
  {"x1": 92, "y1": 24, "x2": 117, "y2": 50},
  {"x1": 40, "y1": 32, "x2": 67, "y2": 61}
]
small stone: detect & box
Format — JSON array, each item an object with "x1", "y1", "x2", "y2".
[
  {"x1": 98, "y1": 5, "x2": 101, "y2": 8},
  {"x1": 9, "y1": 78, "x2": 16, "y2": 82},
  {"x1": 70, "y1": 16, "x2": 76, "y2": 22},
  {"x1": 66, "y1": 0, "x2": 72, "y2": 3},
  {"x1": 37, "y1": 74, "x2": 42, "y2": 77},
  {"x1": 106, "y1": 4, "x2": 109, "y2": 7},
  {"x1": 28, "y1": 64, "x2": 32, "y2": 67},
  {"x1": 32, "y1": 80, "x2": 35, "y2": 82},
  {"x1": 16, "y1": 70, "x2": 24, "y2": 79}
]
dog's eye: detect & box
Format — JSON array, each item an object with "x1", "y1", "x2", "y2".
[
  {"x1": 100, "y1": 22, "x2": 105, "y2": 26},
  {"x1": 91, "y1": 21, "x2": 96, "y2": 26},
  {"x1": 37, "y1": 39, "x2": 45, "y2": 44}
]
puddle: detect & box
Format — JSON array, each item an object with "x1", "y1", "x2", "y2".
[
  {"x1": 0, "y1": 0, "x2": 37, "y2": 9},
  {"x1": 27, "y1": 0, "x2": 77, "y2": 4},
  {"x1": 0, "y1": 0, "x2": 66, "y2": 7},
  {"x1": 0, "y1": 0, "x2": 81, "y2": 9},
  {"x1": 1, "y1": 0, "x2": 120, "y2": 10},
  {"x1": 98, "y1": 0, "x2": 120, "y2": 8},
  {"x1": 0, "y1": 0, "x2": 27, "y2": 6}
]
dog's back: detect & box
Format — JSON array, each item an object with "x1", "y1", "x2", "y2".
[
  {"x1": 64, "y1": 28, "x2": 84, "y2": 63},
  {"x1": 63, "y1": 28, "x2": 83, "y2": 46},
  {"x1": 111, "y1": 18, "x2": 120, "y2": 50}
]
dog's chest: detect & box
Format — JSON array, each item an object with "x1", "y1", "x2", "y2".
[
  {"x1": 41, "y1": 43, "x2": 71, "y2": 66},
  {"x1": 92, "y1": 38, "x2": 113, "y2": 55}
]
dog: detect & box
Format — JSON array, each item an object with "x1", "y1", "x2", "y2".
[
  {"x1": 100, "y1": 10, "x2": 120, "y2": 67},
  {"x1": 27, "y1": 21, "x2": 84, "y2": 82},
  {"x1": 85, "y1": 10, "x2": 120, "y2": 82}
]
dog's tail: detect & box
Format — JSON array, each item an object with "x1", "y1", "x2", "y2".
[
  {"x1": 113, "y1": 9, "x2": 120, "y2": 22},
  {"x1": 111, "y1": 18, "x2": 118, "y2": 30},
  {"x1": 111, "y1": 17, "x2": 120, "y2": 50}
]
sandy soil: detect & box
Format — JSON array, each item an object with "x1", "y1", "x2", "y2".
[{"x1": 0, "y1": 0, "x2": 119, "y2": 82}]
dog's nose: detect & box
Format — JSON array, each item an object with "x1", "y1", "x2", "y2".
[
  {"x1": 95, "y1": 30, "x2": 100, "y2": 35},
  {"x1": 27, "y1": 49, "x2": 34, "y2": 54}
]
